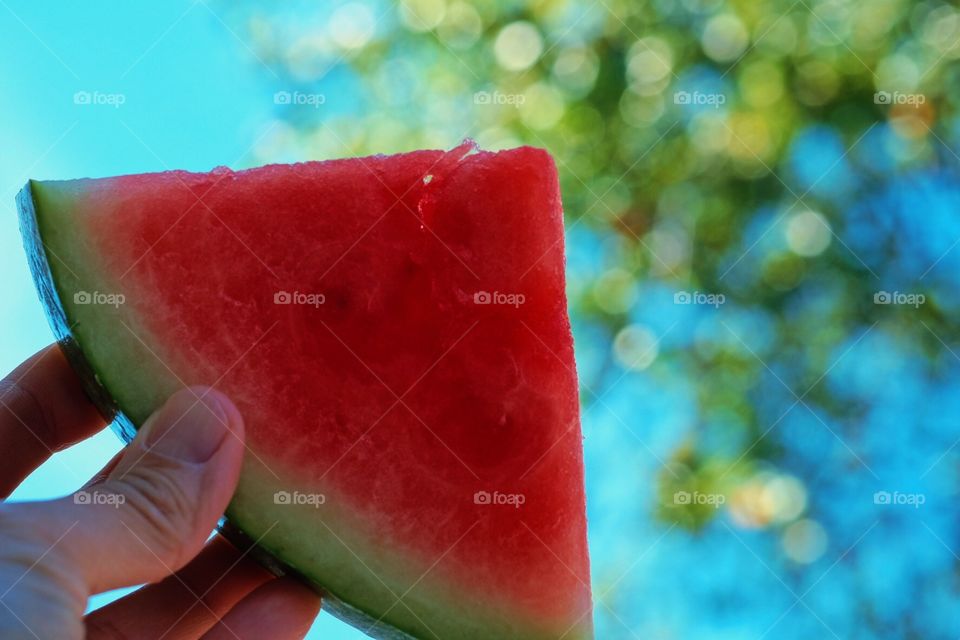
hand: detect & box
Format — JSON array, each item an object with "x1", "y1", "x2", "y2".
[{"x1": 0, "y1": 345, "x2": 321, "y2": 639}]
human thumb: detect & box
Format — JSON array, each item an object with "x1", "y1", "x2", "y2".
[{"x1": 17, "y1": 386, "x2": 246, "y2": 595}]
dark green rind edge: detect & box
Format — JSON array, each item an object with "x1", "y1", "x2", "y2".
[{"x1": 16, "y1": 181, "x2": 418, "y2": 640}]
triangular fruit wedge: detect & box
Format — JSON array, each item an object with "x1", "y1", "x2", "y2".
[{"x1": 17, "y1": 142, "x2": 593, "y2": 639}]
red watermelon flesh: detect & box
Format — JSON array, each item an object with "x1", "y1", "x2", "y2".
[{"x1": 18, "y1": 142, "x2": 592, "y2": 639}]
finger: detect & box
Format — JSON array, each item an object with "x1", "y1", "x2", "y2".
[
  {"x1": 0, "y1": 344, "x2": 106, "y2": 497},
  {"x1": 85, "y1": 536, "x2": 274, "y2": 640},
  {"x1": 201, "y1": 577, "x2": 321, "y2": 640},
  {"x1": 6, "y1": 385, "x2": 245, "y2": 594}
]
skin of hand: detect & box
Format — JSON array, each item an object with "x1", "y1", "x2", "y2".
[{"x1": 0, "y1": 345, "x2": 322, "y2": 639}]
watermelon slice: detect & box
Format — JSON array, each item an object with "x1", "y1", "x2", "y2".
[{"x1": 16, "y1": 141, "x2": 592, "y2": 639}]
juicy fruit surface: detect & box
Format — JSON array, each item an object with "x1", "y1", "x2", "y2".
[{"x1": 26, "y1": 144, "x2": 592, "y2": 638}]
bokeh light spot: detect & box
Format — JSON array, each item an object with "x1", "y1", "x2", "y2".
[
  {"x1": 702, "y1": 14, "x2": 749, "y2": 62},
  {"x1": 627, "y1": 37, "x2": 674, "y2": 93},
  {"x1": 400, "y1": 0, "x2": 446, "y2": 33},
  {"x1": 593, "y1": 268, "x2": 637, "y2": 314},
  {"x1": 520, "y1": 82, "x2": 566, "y2": 130},
  {"x1": 614, "y1": 324, "x2": 660, "y2": 371},
  {"x1": 553, "y1": 46, "x2": 599, "y2": 95},
  {"x1": 494, "y1": 21, "x2": 544, "y2": 71},
  {"x1": 786, "y1": 210, "x2": 832, "y2": 257},
  {"x1": 764, "y1": 473, "x2": 808, "y2": 523},
  {"x1": 329, "y1": 3, "x2": 376, "y2": 50},
  {"x1": 782, "y1": 519, "x2": 828, "y2": 564},
  {"x1": 437, "y1": 2, "x2": 482, "y2": 49}
]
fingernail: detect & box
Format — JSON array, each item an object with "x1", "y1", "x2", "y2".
[{"x1": 142, "y1": 387, "x2": 236, "y2": 462}]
